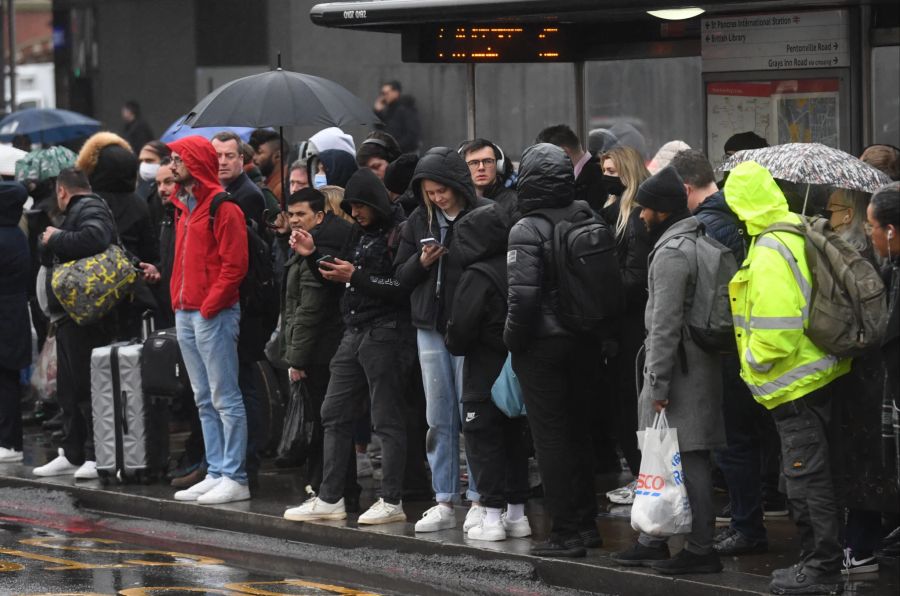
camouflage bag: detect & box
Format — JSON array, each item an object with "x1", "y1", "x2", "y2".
[{"x1": 51, "y1": 244, "x2": 138, "y2": 325}]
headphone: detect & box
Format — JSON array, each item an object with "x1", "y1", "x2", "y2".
[
  {"x1": 361, "y1": 137, "x2": 401, "y2": 162},
  {"x1": 889, "y1": 228, "x2": 895, "y2": 240},
  {"x1": 457, "y1": 139, "x2": 506, "y2": 175}
]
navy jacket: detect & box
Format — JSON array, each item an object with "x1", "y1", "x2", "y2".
[{"x1": 693, "y1": 190, "x2": 747, "y2": 264}]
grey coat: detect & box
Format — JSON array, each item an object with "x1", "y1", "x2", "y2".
[{"x1": 639, "y1": 216, "x2": 726, "y2": 452}]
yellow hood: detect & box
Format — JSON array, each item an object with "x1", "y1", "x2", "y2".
[{"x1": 724, "y1": 161, "x2": 799, "y2": 236}]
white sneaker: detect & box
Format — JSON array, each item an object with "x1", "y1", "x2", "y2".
[
  {"x1": 463, "y1": 503, "x2": 485, "y2": 532},
  {"x1": 606, "y1": 480, "x2": 637, "y2": 505},
  {"x1": 468, "y1": 518, "x2": 506, "y2": 541},
  {"x1": 501, "y1": 513, "x2": 533, "y2": 538},
  {"x1": 358, "y1": 498, "x2": 406, "y2": 525},
  {"x1": 284, "y1": 496, "x2": 346, "y2": 521},
  {"x1": 174, "y1": 475, "x2": 222, "y2": 501},
  {"x1": 0, "y1": 447, "x2": 23, "y2": 463},
  {"x1": 33, "y1": 448, "x2": 78, "y2": 477},
  {"x1": 197, "y1": 477, "x2": 251, "y2": 504},
  {"x1": 73, "y1": 460, "x2": 98, "y2": 480},
  {"x1": 415, "y1": 504, "x2": 457, "y2": 533},
  {"x1": 356, "y1": 452, "x2": 374, "y2": 478}
]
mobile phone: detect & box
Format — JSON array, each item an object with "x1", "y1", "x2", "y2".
[
  {"x1": 316, "y1": 255, "x2": 336, "y2": 266},
  {"x1": 420, "y1": 237, "x2": 443, "y2": 248}
]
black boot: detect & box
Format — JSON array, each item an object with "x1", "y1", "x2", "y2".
[
  {"x1": 611, "y1": 542, "x2": 670, "y2": 567},
  {"x1": 651, "y1": 549, "x2": 723, "y2": 575},
  {"x1": 769, "y1": 566, "x2": 843, "y2": 595},
  {"x1": 530, "y1": 535, "x2": 586, "y2": 558}
]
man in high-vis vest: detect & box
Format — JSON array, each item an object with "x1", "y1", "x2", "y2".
[{"x1": 725, "y1": 161, "x2": 850, "y2": 596}]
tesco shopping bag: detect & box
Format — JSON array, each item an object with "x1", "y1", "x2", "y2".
[{"x1": 630, "y1": 410, "x2": 692, "y2": 537}]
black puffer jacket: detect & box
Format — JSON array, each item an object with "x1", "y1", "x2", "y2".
[
  {"x1": 445, "y1": 203, "x2": 511, "y2": 402},
  {"x1": 483, "y1": 179, "x2": 519, "y2": 219},
  {"x1": 504, "y1": 143, "x2": 575, "y2": 352},
  {"x1": 328, "y1": 168, "x2": 409, "y2": 328},
  {"x1": 44, "y1": 193, "x2": 117, "y2": 319},
  {"x1": 395, "y1": 147, "x2": 492, "y2": 332},
  {"x1": 692, "y1": 190, "x2": 747, "y2": 264},
  {"x1": 0, "y1": 182, "x2": 31, "y2": 371},
  {"x1": 613, "y1": 205, "x2": 653, "y2": 315},
  {"x1": 376, "y1": 95, "x2": 421, "y2": 153}
]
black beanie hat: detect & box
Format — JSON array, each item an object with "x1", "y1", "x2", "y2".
[
  {"x1": 635, "y1": 165, "x2": 687, "y2": 213},
  {"x1": 724, "y1": 131, "x2": 768, "y2": 153},
  {"x1": 383, "y1": 153, "x2": 419, "y2": 195}
]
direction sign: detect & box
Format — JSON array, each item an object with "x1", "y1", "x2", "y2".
[{"x1": 701, "y1": 10, "x2": 849, "y2": 72}]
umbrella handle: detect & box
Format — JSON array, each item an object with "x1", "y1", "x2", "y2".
[{"x1": 801, "y1": 183, "x2": 811, "y2": 217}]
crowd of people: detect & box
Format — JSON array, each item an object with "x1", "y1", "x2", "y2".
[{"x1": 0, "y1": 87, "x2": 899, "y2": 595}]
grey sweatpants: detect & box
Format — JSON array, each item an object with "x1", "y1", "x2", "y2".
[{"x1": 639, "y1": 449, "x2": 715, "y2": 555}]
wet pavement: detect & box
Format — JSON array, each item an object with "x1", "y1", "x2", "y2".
[{"x1": 1, "y1": 425, "x2": 897, "y2": 595}]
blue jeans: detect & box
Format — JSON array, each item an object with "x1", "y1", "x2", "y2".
[
  {"x1": 176, "y1": 304, "x2": 248, "y2": 485},
  {"x1": 417, "y1": 328, "x2": 479, "y2": 503}
]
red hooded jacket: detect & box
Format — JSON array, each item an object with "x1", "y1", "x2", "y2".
[{"x1": 167, "y1": 136, "x2": 248, "y2": 319}]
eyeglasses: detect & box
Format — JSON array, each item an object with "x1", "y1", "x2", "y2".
[
  {"x1": 171, "y1": 155, "x2": 183, "y2": 166},
  {"x1": 466, "y1": 158, "x2": 496, "y2": 169}
]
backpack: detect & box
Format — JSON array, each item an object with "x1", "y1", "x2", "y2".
[
  {"x1": 682, "y1": 226, "x2": 739, "y2": 353},
  {"x1": 760, "y1": 216, "x2": 887, "y2": 358},
  {"x1": 208, "y1": 193, "x2": 279, "y2": 325},
  {"x1": 533, "y1": 202, "x2": 623, "y2": 333}
]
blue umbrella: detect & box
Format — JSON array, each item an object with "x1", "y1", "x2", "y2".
[
  {"x1": 160, "y1": 115, "x2": 258, "y2": 143},
  {"x1": 0, "y1": 108, "x2": 101, "y2": 144}
]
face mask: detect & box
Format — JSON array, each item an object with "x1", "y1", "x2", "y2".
[
  {"x1": 313, "y1": 173, "x2": 328, "y2": 189},
  {"x1": 602, "y1": 174, "x2": 626, "y2": 197},
  {"x1": 139, "y1": 162, "x2": 160, "y2": 182}
]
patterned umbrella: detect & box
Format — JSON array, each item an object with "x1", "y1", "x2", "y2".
[
  {"x1": 718, "y1": 143, "x2": 891, "y2": 194},
  {"x1": 14, "y1": 146, "x2": 78, "y2": 183}
]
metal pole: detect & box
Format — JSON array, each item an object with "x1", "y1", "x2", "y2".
[
  {"x1": 7, "y1": 0, "x2": 14, "y2": 111},
  {"x1": 574, "y1": 61, "x2": 586, "y2": 148},
  {"x1": 466, "y1": 62, "x2": 476, "y2": 140},
  {"x1": 0, "y1": 1, "x2": 5, "y2": 113}
]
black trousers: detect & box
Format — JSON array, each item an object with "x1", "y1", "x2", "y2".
[
  {"x1": 463, "y1": 399, "x2": 530, "y2": 509},
  {"x1": 513, "y1": 335, "x2": 599, "y2": 538},
  {"x1": 55, "y1": 317, "x2": 114, "y2": 465},
  {"x1": 771, "y1": 385, "x2": 842, "y2": 575},
  {"x1": 0, "y1": 367, "x2": 22, "y2": 451},
  {"x1": 319, "y1": 321, "x2": 417, "y2": 504}
]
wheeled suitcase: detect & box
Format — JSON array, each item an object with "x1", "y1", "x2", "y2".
[{"x1": 91, "y1": 316, "x2": 169, "y2": 483}]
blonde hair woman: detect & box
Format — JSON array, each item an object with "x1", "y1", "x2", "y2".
[
  {"x1": 318, "y1": 185, "x2": 355, "y2": 223},
  {"x1": 600, "y1": 146, "x2": 651, "y2": 239}
]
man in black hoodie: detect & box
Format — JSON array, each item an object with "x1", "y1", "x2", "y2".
[
  {"x1": 283, "y1": 168, "x2": 415, "y2": 526},
  {"x1": 505, "y1": 143, "x2": 603, "y2": 558}
]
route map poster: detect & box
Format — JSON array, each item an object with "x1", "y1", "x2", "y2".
[{"x1": 707, "y1": 79, "x2": 840, "y2": 168}]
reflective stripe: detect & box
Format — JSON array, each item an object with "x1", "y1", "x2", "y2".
[
  {"x1": 756, "y1": 236, "x2": 811, "y2": 318},
  {"x1": 745, "y1": 347, "x2": 773, "y2": 373},
  {"x1": 745, "y1": 354, "x2": 840, "y2": 397},
  {"x1": 733, "y1": 314, "x2": 804, "y2": 331}
]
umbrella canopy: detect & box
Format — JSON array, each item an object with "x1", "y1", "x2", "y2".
[
  {"x1": 14, "y1": 146, "x2": 78, "y2": 183},
  {"x1": 160, "y1": 115, "x2": 259, "y2": 143},
  {"x1": 183, "y1": 68, "x2": 377, "y2": 130},
  {"x1": 0, "y1": 108, "x2": 101, "y2": 144},
  {"x1": 718, "y1": 143, "x2": 891, "y2": 194},
  {"x1": 0, "y1": 145, "x2": 27, "y2": 177}
]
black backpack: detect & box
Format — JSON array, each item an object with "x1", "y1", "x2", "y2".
[
  {"x1": 533, "y1": 202, "x2": 624, "y2": 333},
  {"x1": 208, "y1": 193, "x2": 279, "y2": 324}
]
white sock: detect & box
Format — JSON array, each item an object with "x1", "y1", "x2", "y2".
[
  {"x1": 438, "y1": 501, "x2": 454, "y2": 510},
  {"x1": 506, "y1": 503, "x2": 525, "y2": 521},
  {"x1": 484, "y1": 507, "x2": 502, "y2": 525}
]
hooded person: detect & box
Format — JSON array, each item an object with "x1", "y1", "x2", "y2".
[
  {"x1": 383, "y1": 153, "x2": 420, "y2": 216},
  {"x1": 445, "y1": 202, "x2": 532, "y2": 542},
  {"x1": 76, "y1": 132, "x2": 160, "y2": 338},
  {"x1": 165, "y1": 135, "x2": 251, "y2": 506},
  {"x1": 308, "y1": 149, "x2": 359, "y2": 190},
  {"x1": 504, "y1": 143, "x2": 603, "y2": 557},
  {"x1": 0, "y1": 182, "x2": 31, "y2": 463},
  {"x1": 308, "y1": 127, "x2": 356, "y2": 158},
  {"x1": 392, "y1": 147, "x2": 492, "y2": 533},
  {"x1": 282, "y1": 167, "x2": 417, "y2": 527}
]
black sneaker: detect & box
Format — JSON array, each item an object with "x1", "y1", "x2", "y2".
[
  {"x1": 530, "y1": 535, "x2": 586, "y2": 558},
  {"x1": 714, "y1": 529, "x2": 768, "y2": 555},
  {"x1": 611, "y1": 542, "x2": 670, "y2": 567},
  {"x1": 764, "y1": 497, "x2": 789, "y2": 519},
  {"x1": 715, "y1": 502, "x2": 732, "y2": 523},
  {"x1": 841, "y1": 548, "x2": 878, "y2": 575},
  {"x1": 578, "y1": 527, "x2": 603, "y2": 548},
  {"x1": 715, "y1": 526, "x2": 736, "y2": 542},
  {"x1": 769, "y1": 566, "x2": 843, "y2": 595},
  {"x1": 651, "y1": 549, "x2": 723, "y2": 575}
]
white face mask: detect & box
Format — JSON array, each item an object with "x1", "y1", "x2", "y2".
[
  {"x1": 139, "y1": 162, "x2": 160, "y2": 182},
  {"x1": 313, "y1": 173, "x2": 328, "y2": 189}
]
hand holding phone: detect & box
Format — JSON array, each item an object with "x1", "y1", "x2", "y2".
[
  {"x1": 316, "y1": 255, "x2": 337, "y2": 267},
  {"x1": 420, "y1": 237, "x2": 443, "y2": 248}
]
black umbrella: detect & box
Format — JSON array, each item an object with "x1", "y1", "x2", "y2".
[{"x1": 183, "y1": 58, "x2": 377, "y2": 208}]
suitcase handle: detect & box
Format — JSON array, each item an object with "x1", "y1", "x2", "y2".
[
  {"x1": 121, "y1": 391, "x2": 129, "y2": 435},
  {"x1": 141, "y1": 310, "x2": 155, "y2": 342}
]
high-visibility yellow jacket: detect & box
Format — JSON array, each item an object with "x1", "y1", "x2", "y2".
[{"x1": 724, "y1": 161, "x2": 850, "y2": 410}]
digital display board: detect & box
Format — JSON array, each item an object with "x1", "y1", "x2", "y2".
[{"x1": 409, "y1": 24, "x2": 573, "y2": 62}]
